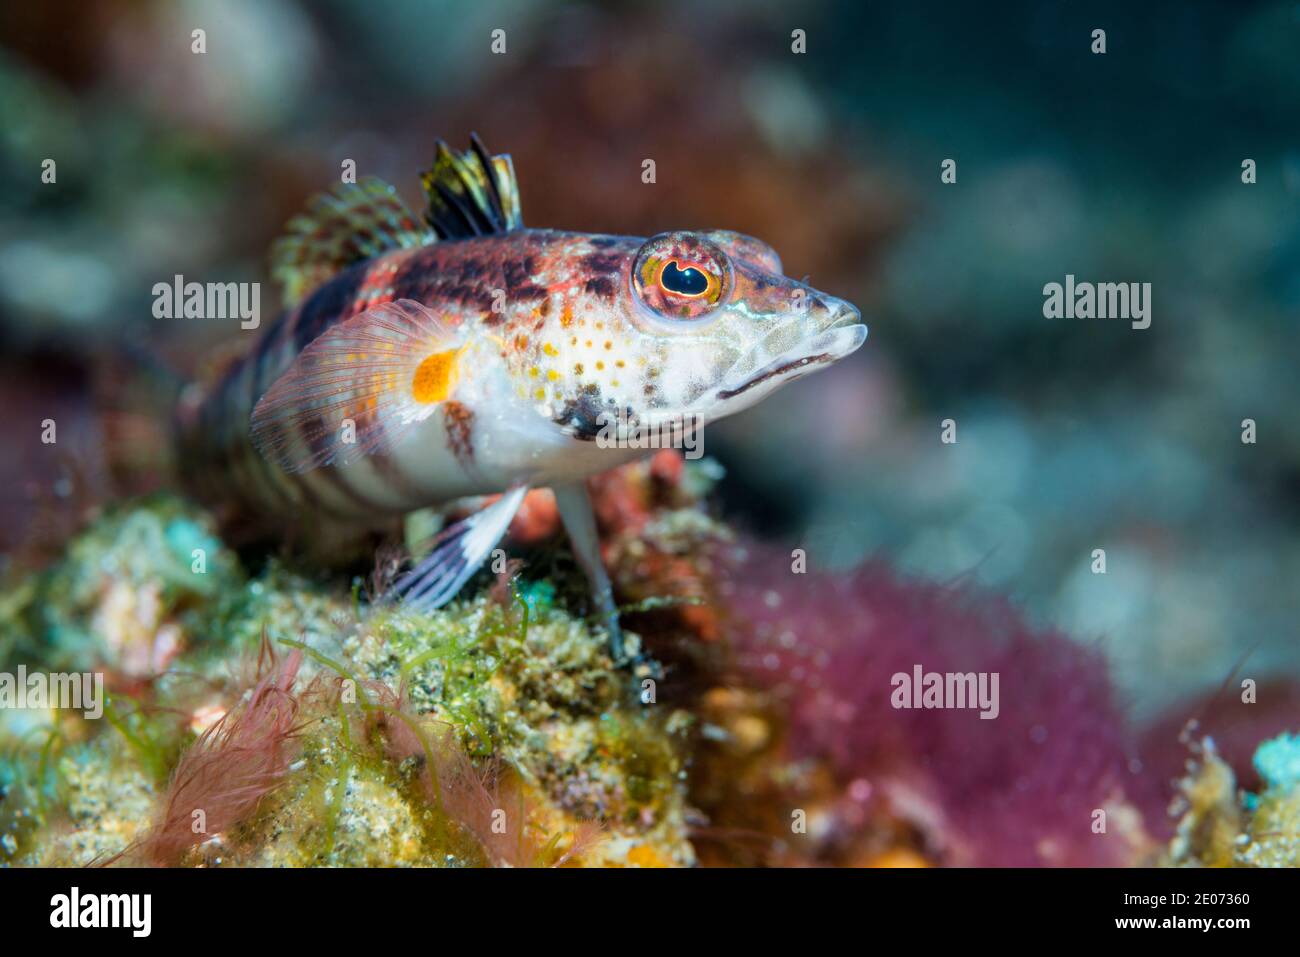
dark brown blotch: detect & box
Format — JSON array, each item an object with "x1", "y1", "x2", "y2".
[
  {"x1": 580, "y1": 251, "x2": 624, "y2": 274},
  {"x1": 443, "y1": 400, "x2": 476, "y2": 466},
  {"x1": 584, "y1": 276, "x2": 617, "y2": 300}
]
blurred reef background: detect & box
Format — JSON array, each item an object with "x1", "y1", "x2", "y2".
[{"x1": 1, "y1": 0, "x2": 1298, "y2": 866}]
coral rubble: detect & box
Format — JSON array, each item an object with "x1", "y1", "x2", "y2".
[
  {"x1": 1, "y1": 494, "x2": 693, "y2": 867},
  {"x1": 1, "y1": 458, "x2": 1294, "y2": 868},
  {"x1": 1167, "y1": 732, "x2": 1300, "y2": 868}
]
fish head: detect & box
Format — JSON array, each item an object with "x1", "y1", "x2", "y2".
[
  {"x1": 509, "y1": 229, "x2": 865, "y2": 450},
  {"x1": 614, "y1": 229, "x2": 866, "y2": 428}
]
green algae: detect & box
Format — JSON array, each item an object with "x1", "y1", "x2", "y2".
[
  {"x1": 4, "y1": 730, "x2": 157, "y2": 866},
  {"x1": 100, "y1": 694, "x2": 176, "y2": 784},
  {"x1": 1, "y1": 495, "x2": 696, "y2": 867},
  {"x1": 198, "y1": 561, "x2": 352, "y2": 659}
]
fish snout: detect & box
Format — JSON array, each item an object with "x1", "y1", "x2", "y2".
[
  {"x1": 811, "y1": 292, "x2": 863, "y2": 333},
  {"x1": 801, "y1": 292, "x2": 867, "y2": 364}
]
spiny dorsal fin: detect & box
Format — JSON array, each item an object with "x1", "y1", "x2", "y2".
[
  {"x1": 420, "y1": 133, "x2": 523, "y2": 239},
  {"x1": 271, "y1": 176, "x2": 434, "y2": 307}
]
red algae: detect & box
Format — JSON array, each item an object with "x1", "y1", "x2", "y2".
[
  {"x1": 139, "y1": 647, "x2": 304, "y2": 865},
  {"x1": 711, "y1": 544, "x2": 1159, "y2": 866}
]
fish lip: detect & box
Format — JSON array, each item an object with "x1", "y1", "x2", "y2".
[
  {"x1": 716, "y1": 351, "x2": 838, "y2": 400},
  {"x1": 827, "y1": 304, "x2": 863, "y2": 330},
  {"x1": 714, "y1": 321, "x2": 867, "y2": 401}
]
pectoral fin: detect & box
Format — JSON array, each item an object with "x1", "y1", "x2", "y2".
[{"x1": 249, "y1": 298, "x2": 463, "y2": 473}]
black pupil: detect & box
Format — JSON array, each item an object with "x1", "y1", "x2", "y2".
[{"x1": 661, "y1": 260, "x2": 709, "y2": 295}]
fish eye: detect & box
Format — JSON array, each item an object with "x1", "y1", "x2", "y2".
[
  {"x1": 660, "y1": 260, "x2": 710, "y2": 297},
  {"x1": 631, "y1": 232, "x2": 733, "y2": 326}
]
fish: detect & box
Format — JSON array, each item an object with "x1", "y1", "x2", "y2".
[{"x1": 174, "y1": 135, "x2": 867, "y2": 662}]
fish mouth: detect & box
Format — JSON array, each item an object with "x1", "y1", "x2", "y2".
[
  {"x1": 716, "y1": 350, "x2": 841, "y2": 400},
  {"x1": 714, "y1": 311, "x2": 867, "y2": 403}
]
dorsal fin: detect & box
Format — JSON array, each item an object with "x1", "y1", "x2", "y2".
[
  {"x1": 270, "y1": 176, "x2": 434, "y2": 307},
  {"x1": 420, "y1": 133, "x2": 523, "y2": 239}
]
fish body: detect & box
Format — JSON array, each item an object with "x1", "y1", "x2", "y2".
[
  {"x1": 175, "y1": 137, "x2": 866, "y2": 657},
  {"x1": 180, "y1": 231, "x2": 642, "y2": 521}
]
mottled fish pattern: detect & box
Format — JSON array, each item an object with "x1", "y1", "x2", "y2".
[{"x1": 174, "y1": 136, "x2": 866, "y2": 653}]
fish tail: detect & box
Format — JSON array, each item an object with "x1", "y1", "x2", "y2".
[
  {"x1": 173, "y1": 336, "x2": 306, "y2": 533},
  {"x1": 173, "y1": 318, "x2": 406, "y2": 547},
  {"x1": 94, "y1": 337, "x2": 187, "y2": 497}
]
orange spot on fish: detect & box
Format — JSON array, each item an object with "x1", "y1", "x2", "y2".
[{"x1": 411, "y1": 349, "x2": 459, "y2": 403}]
